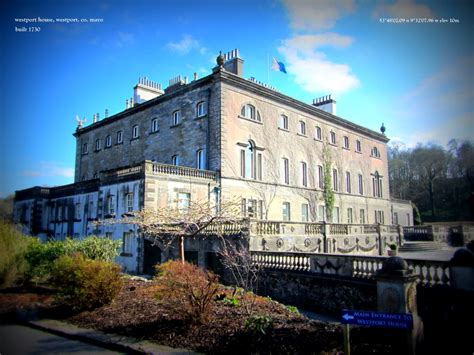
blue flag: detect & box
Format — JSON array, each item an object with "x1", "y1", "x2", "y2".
[{"x1": 272, "y1": 57, "x2": 287, "y2": 74}]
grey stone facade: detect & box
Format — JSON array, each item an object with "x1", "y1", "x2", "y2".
[{"x1": 14, "y1": 48, "x2": 412, "y2": 273}]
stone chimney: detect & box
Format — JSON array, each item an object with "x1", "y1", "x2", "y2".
[
  {"x1": 134, "y1": 77, "x2": 164, "y2": 104},
  {"x1": 223, "y1": 48, "x2": 244, "y2": 77},
  {"x1": 313, "y1": 95, "x2": 337, "y2": 115}
]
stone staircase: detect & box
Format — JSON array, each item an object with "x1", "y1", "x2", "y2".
[{"x1": 399, "y1": 241, "x2": 445, "y2": 253}]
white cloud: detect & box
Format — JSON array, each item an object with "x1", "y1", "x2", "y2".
[
  {"x1": 23, "y1": 161, "x2": 74, "y2": 179},
  {"x1": 166, "y1": 34, "x2": 205, "y2": 55},
  {"x1": 279, "y1": 33, "x2": 360, "y2": 95},
  {"x1": 283, "y1": 0, "x2": 355, "y2": 30},
  {"x1": 393, "y1": 56, "x2": 474, "y2": 146},
  {"x1": 373, "y1": 0, "x2": 435, "y2": 19}
]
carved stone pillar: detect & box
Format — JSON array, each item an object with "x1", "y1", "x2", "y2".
[{"x1": 375, "y1": 256, "x2": 423, "y2": 354}]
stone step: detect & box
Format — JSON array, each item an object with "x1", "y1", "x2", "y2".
[{"x1": 399, "y1": 241, "x2": 444, "y2": 252}]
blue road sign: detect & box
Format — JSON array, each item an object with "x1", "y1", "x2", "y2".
[{"x1": 341, "y1": 310, "x2": 413, "y2": 330}]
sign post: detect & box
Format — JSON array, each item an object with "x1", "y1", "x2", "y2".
[{"x1": 341, "y1": 310, "x2": 414, "y2": 353}]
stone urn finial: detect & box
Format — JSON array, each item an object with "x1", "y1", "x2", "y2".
[
  {"x1": 380, "y1": 123, "x2": 386, "y2": 135},
  {"x1": 217, "y1": 51, "x2": 225, "y2": 67}
]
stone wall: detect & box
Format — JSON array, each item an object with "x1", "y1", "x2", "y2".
[
  {"x1": 74, "y1": 79, "x2": 217, "y2": 182},
  {"x1": 258, "y1": 271, "x2": 376, "y2": 315}
]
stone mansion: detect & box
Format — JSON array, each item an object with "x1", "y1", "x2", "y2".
[{"x1": 14, "y1": 49, "x2": 412, "y2": 273}]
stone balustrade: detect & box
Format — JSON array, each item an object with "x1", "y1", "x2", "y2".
[
  {"x1": 251, "y1": 251, "x2": 450, "y2": 286},
  {"x1": 147, "y1": 161, "x2": 217, "y2": 180}
]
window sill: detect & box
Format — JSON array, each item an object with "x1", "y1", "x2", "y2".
[
  {"x1": 314, "y1": 138, "x2": 323, "y2": 142},
  {"x1": 121, "y1": 212, "x2": 135, "y2": 218},
  {"x1": 329, "y1": 143, "x2": 338, "y2": 147},
  {"x1": 370, "y1": 155, "x2": 381, "y2": 160},
  {"x1": 342, "y1": 147, "x2": 350, "y2": 151},
  {"x1": 149, "y1": 130, "x2": 159, "y2": 135},
  {"x1": 238, "y1": 115, "x2": 263, "y2": 125},
  {"x1": 278, "y1": 127, "x2": 289, "y2": 132},
  {"x1": 130, "y1": 137, "x2": 140, "y2": 142},
  {"x1": 82, "y1": 152, "x2": 89, "y2": 156},
  {"x1": 170, "y1": 123, "x2": 182, "y2": 129},
  {"x1": 195, "y1": 114, "x2": 207, "y2": 120},
  {"x1": 115, "y1": 142, "x2": 123, "y2": 146},
  {"x1": 355, "y1": 150, "x2": 362, "y2": 154},
  {"x1": 104, "y1": 146, "x2": 112, "y2": 150},
  {"x1": 297, "y1": 133, "x2": 307, "y2": 138},
  {"x1": 94, "y1": 149, "x2": 101, "y2": 153},
  {"x1": 104, "y1": 214, "x2": 116, "y2": 219}
]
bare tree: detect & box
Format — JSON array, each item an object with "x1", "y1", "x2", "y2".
[
  {"x1": 218, "y1": 237, "x2": 263, "y2": 315},
  {"x1": 98, "y1": 198, "x2": 243, "y2": 263}
]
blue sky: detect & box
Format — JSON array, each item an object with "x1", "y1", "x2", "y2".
[{"x1": 1, "y1": 0, "x2": 473, "y2": 197}]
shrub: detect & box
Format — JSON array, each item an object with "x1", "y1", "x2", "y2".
[
  {"x1": 25, "y1": 239, "x2": 66, "y2": 283},
  {"x1": 51, "y1": 253, "x2": 123, "y2": 310},
  {"x1": 154, "y1": 260, "x2": 220, "y2": 323},
  {"x1": 63, "y1": 235, "x2": 121, "y2": 262},
  {"x1": 25, "y1": 235, "x2": 121, "y2": 284},
  {"x1": 0, "y1": 221, "x2": 32, "y2": 288},
  {"x1": 244, "y1": 315, "x2": 273, "y2": 335},
  {"x1": 286, "y1": 305, "x2": 300, "y2": 315}
]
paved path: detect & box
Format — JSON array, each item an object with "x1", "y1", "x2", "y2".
[{"x1": 0, "y1": 324, "x2": 122, "y2": 355}]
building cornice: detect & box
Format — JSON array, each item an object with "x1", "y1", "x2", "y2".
[
  {"x1": 73, "y1": 76, "x2": 214, "y2": 137},
  {"x1": 215, "y1": 70, "x2": 390, "y2": 143}
]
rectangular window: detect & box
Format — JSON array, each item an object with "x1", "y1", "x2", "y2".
[
  {"x1": 107, "y1": 196, "x2": 115, "y2": 215},
  {"x1": 248, "y1": 199, "x2": 257, "y2": 218},
  {"x1": 360, "y1": 209, "x2": 365, "y2": 224},
  {"x1": 280, "y1": 115, "x2": 288, "y2": 130},
  {"x1": 172, "y1": 110, "x2": 181, "y2": 125},
  {"x1": 82, "y1": 143, "x2": 88, "y2": 154},
  {"x1": 74, "y1": 203, "x2": 81, "y2": 220},
  {"x1": 178, "y1": 192, "x2": 190, "y2": 210},
  {"x1": 299, "y1": 121, "x2": 306, "y2": 135},
  {"x1": 318, "y1": 165, "x2": 324, "y2": 189},
  {"x1": 393, "y1": 212, "x2": 399, "y2": 225},
  {"x1": 375, "y1": 210, "x2": 385, "y2": 224},
  {"x1": 241, "y1": 198, "x2": 247, "y2": 216},
  {"x1": 346, "y1": 172, "x2": 351, "y2": 193},
  {"x1": 343, "y1": 136, "x2": 349, "y2": 149},
  {"x1": 257, "y1": 153, "x2": 262, "y2": 181},
  {"x1": 333, "y1": 169, "x2": 338, "y2": 191},
  {"x1": 196, "y1": 149, "x2": 205, "y2": 169},
  {"x1": 333, "y1": 207, "x2": 340, "y2": 223},
  {"x1": 172, "y1": 155, "x2": 180, "y2": 166},
  {"x1": 126, "y1": 193, "x2": 134, "y2": 213},
  {"x1": 330, "y1": 131, "x2": 336, "y2": 145},
  {"x1": 197, "y1": 102, "x2": 206, "y2": 117},
  {"x1": 282, "y1": 202, "x2": 291, "y2": 221},
  {"x1": 123, "y1": 232, "x2": 133, "y2": 254},
  {"x1": 318, "y1": 205, "x2": 325, "y2": 222},
  {"x1": 406, "y1": 213, "x2": 410, "y2": 226},
  {"x1": 356, "y1": 140, "x2": 361, "y2": 152},
  {"x1": 132, "y1": 125, "x2": 139, "y2": 139},
  {"x1": 258, "y1": 200, "x2": 264, "y2": 219},
  {"x1": 240, "y1": 150, "x2": 245, "y2": 178},
  {"x1": 283, "y1": 158, "x2": 289, "y2": 185},
  {"x1": 301, "y1": 203, "x2": 309, "y2": 222},
  {"x1": 347, "y1": 208, "x2": 353, "y2": 224},
  {"x1": 301, "y1": 162, "x2": 308, "y2": 187},
  {"x1": 151, "y1": 118, "x2": 159, "y2": 133},
  {"x1": 89, "y1": 201, "x2": 94, "y2": 218},
  {"x1": 315, "y1": 126, "x2": 322, "y2": 140},
  {"x1": 117, "y1": 131, "x2": 123, "y2": 144},
  {"x1": 95, "y1": 139, "x2": 101, "y2": 151},
  {"x1": 358, "y1": 174, "x2": 363, "y2": 195},
  {"x1": 105, "y1": 135, "x2": 112, "y2": 147}
]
